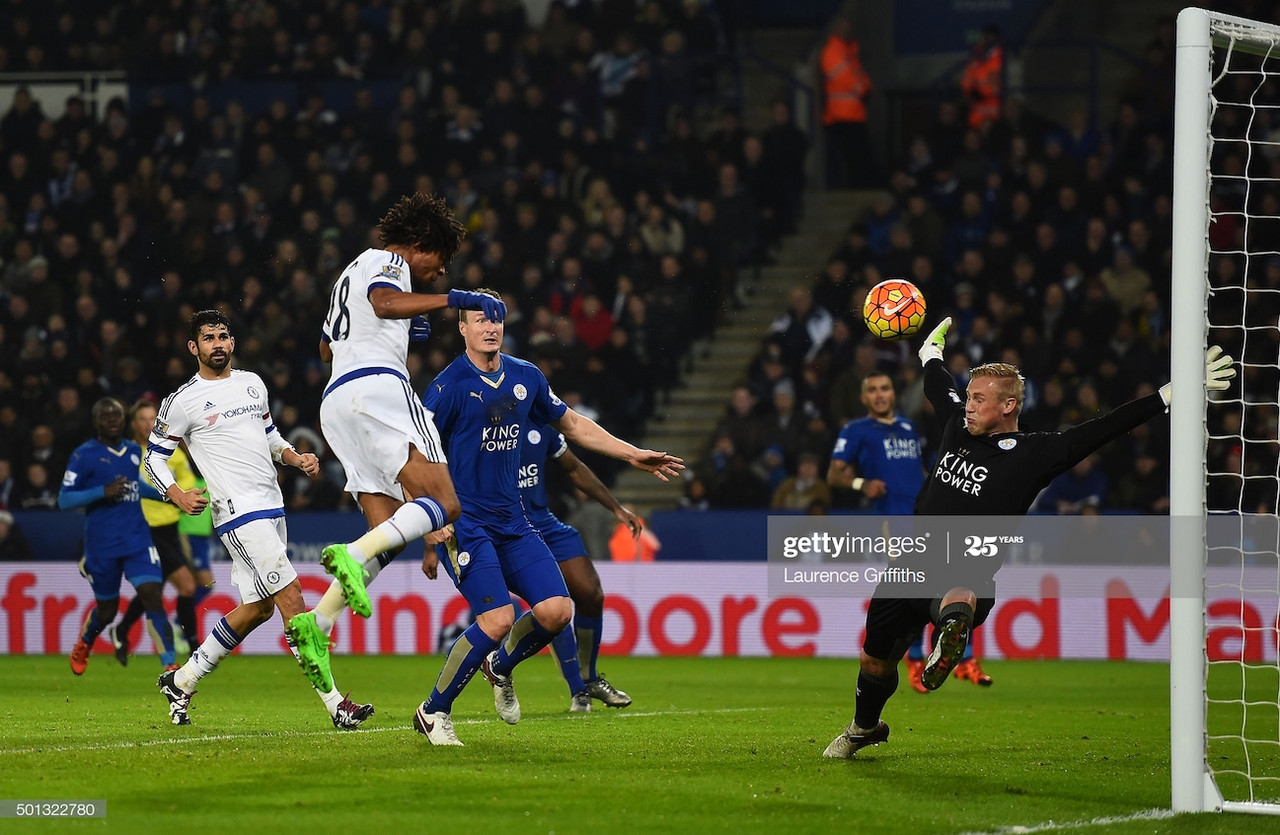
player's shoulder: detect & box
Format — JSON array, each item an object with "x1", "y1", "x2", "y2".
[
  {"x1": 67, "y1": 438, "x2": 100, "y2": 461},
  {"x1": 229, "y1": 368, "x2": 268, "y2": 390},
  {"x1": 159, "y1": 374, "x2": 203, "y2": 412}
]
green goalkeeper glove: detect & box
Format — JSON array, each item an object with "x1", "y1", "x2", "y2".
[
  {"x1": 1158, "y1": 345, "x2": 1236, "y2": 406},
  {"x1": 917, "y1": 316, "x2": 952, "y2": 366}
]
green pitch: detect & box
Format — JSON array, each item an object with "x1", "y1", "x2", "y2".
[{"x1": 0, "y1": 656, "x2": 1263, "y2": 833}]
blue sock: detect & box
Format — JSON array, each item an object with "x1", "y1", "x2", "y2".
[
  {"x1": 193, "y1": 584, "x2": 212, "y2": 605},
  {"x1": 908, "y1": 631, "x2": 927, "y2": 662},
  {"x1": 146, "y1": 609, "x2": 176, "y2": 667},
  {"x1": 424, "y1": 623, "x2": 498, "y2": 715},
  {"x1": 575, "y1": 614, "x2": 604, "y2": 681},
  {"x1": 80, "y1": 607, "x2": 105, "y2": 644},
  {"x1": 551, "y1": 624, "x2": 587, "y2": 695},
  {"x1": 492, "y1": 611, "x2": 558, "y2": 678}
]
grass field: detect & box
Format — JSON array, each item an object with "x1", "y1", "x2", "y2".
[{"x1": 0, "y1": 654, "x2": 1268, "y2": 833}]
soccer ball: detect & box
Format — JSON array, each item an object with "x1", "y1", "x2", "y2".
[{"x1": 863, "y1": 279, "x2": 926, "y2": 341}]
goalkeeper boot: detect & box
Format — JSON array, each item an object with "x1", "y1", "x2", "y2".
[
  {"x1": 413, "y1": 704, "x2": 463, "y2": 746},
  {"x1": 286, "y1": 611, "x2": 334, "y2": 692},
  {"x1": 481, "y1": 651, "x2": 521, "y2": 724},
  {"x1": 906, "y1": 659, "x2": 929, "y2": 694},
  {"x1": 953, "y1": 658, "x2": 993, "y2": 687},
  {"x1": 823, "y1": 721, "x2": 890, "y2": 758},
  {"x1": 585, "y1": 675, "x2": 632, "y2": 708},
  {"x1": 106, "y1": 624, "x2": 129, "y2": 667},
  {"x1": 69, "y1": 637, "x2": 91, "y2": 676},
  {"x1": 320, "y1": 543, "x2": 372, "y2": 618},
  {"x1": 157, "y1": 670, "x2": 194, "y2": 725},
  {"x1": 922, "y1": 615, "x2": 970, "y2": 691},
  {"x1": 570, "y1": 690, "x2": 592, "y2": 713},
  {"x1": 332, "y1": 694, "x2": 375, "y2": 730}
]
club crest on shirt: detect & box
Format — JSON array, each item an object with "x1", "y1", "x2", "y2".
[
  {"x1": 998, "y1": 438, "x2": 1017, "y2": 450},
  {"x1": 247, "y1": 385, "x2": 260, "y2": 399},
  {"x1": 513, "y1": 383, "x2": 528, "y2": 401},
  {"x1": 528, "y1": 429, "x2": 542, "y2": 445},
  {"x1": 458, "y1": 551, "x2": 471, "y2": 567}
]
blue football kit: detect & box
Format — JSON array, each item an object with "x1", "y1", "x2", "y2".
[
  {"x1": 518, "y1": 423, "x2": 589, "y2": 562},
  {"x1": 830, "y1": 415, "x2": 925, "y2": 515},
  {"x1": 423, "y1": 353, "x2": 569, "y2": 613}
]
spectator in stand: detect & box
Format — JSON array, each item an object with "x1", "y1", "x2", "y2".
[
  {"x1": 0, "y1": 508, "x2": 32, "y2": 560},
  {"x1": 771, "y1": 452, "x2": 831, "y2": 512},
  {"x1": 961, "y1": 24, "x2": 1004, "y2": 129},
  {"x1": 820, "y1": 17, "x2": 875, "y2": 188}
]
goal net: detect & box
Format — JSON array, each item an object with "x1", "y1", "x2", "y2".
[{"x1": 1172, "y1": 6, "x2": 1280, "y2": 816}]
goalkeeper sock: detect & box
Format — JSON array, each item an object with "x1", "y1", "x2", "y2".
[
  {"x1": 145, "y1": 609, "x2": 176, "y2": 667},
  {"x1": 575, "y1": 614, "x2": 604, "y2": 681},
  {"x1": 115, "y1": 596, "x2": 145, "y2": 642},
  {"x1": 550, "y1": 623, "x2": 587, "y2": 695},
  {"x1": 424, "y1": 622, "x2": 498, "y2": 715},
  {"x1": 853, "y1": 668, "x2": 899, "y2": 732},
  {"x1": 176, "y1": 617, "x2": 241, "y2": 692},
  {"x1": 492, "y1": 611, "x2": 559, "y2": 678}
]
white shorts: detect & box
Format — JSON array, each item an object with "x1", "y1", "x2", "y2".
[
  {"x1": 219, "y1": 516, "x2": 297, "y2": 604},
  {"x1": 320, "y1": 372, "x2": 446, "y2": 500}
]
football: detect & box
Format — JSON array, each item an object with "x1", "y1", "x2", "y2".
[{"x1": 862, "y1": 278, "x2": 927, "y2": 341}]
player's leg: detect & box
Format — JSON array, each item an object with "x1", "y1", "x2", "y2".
[
  {"x1": 122, "y1": 546, "x2": 175, "y2": 667},
  {"x1": 70, "y1": 556, "x2": 125, "y2": 674},
  {"x1": 185, "y1": 532, "x2": 216, "y2": 604},
  {"x1": 109, "y1": 594, "x2": 145, "y2": 666},
  {"x1": 823, "y1": 596, "x2": 923, "y2": 758},
  {"x1": 558, "y1": 551, "x2": 631, "y2": 708},
  {"x1": 417, "y1": 539, "x2": 509, "y2": 745},
  {"x1": 922, "y1": 586, "x2": 978, "y2": 690}
]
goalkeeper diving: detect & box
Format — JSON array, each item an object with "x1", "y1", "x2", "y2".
[{"x1": 823, "y1": 317, "x2": 1235, "y2": 758}]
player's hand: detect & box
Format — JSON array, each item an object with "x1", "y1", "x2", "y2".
[
  {"x1": 447, "y1": 289, "x2": 506, "y2": 323},
  {"x1": 918, "y1": 316, "x2": 951, "y2": 366},
  {"x1": 1158, "y1": 345, "x2": 1237, "y2": 406},
  {"x1": 863, "y1": 479, "x2": 888, "y2": 499},
  {"x1": 616, "y1": 505, "x2": 642, "y2": 539},
  {"x1": 295, "y1": 452, "x2": 321, "y2": 478},
  {"x1": 408, "y1": 315, "x2": 432, "y2": 342},
  {"x1": 629, "y1": 450, "x2": 685, "y2": 482},
  {"x1": 421, "y1": 550, "x2": 440, "y2": 580},
  {"x1": 423, "y1": 524, "x2": 454, "y2": 547},
  {"x1": 171, "y1": 486, "x2": 209, "y2": 516},
  {"x1": 103, "y1": 475, "x2": 130, "y2": 500}
]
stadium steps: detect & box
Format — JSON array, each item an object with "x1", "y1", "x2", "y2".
[
  {"x1": 611, "y1": 189, "x2": 878, "y2": 516},
  {"x1": 736, "y1": 27, "x2": 823, "y2": 132}
]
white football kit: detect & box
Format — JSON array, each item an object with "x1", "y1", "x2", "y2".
[
  {"x1": 319, "y1": 247, "x2": 446, "y2": 500},
  {"x1": 145, "y1": 369, "x2": 297, "y2": 603}
]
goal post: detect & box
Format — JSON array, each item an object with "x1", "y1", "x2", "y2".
[{"x1": 1172, "y1": 6, "x2": 1280, "y2": 816}]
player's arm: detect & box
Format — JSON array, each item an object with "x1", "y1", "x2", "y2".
[
  {"x1": 826, "y1": 458, "x2": 887, "y2": 498},
  {"x1": 262, "y1": 413, "x2": 320, "y2": 478},
  {"x1": 145, "y1": 443, "x2": 209, "y2": 515},
  {"x1": 918, "y1": 317, "x2": 963, "y2": 420},
  {"x1": 57, "y1": 458, "x2": 116, "y2": 509},
  {"x1": 318, "y1": 333, "x2": 333, "y2": 363},
  {"x1": 552, "y1": 407, "x2": 684, "y2": 482},
  {"x1": 368, "y1": 287, "x2": 506, "y2": 322},
  {"x1": 557, "y1": 446, "x2": 642, "y2": 538}
]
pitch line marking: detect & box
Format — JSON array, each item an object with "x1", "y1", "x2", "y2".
[
  {"x1": 0, "y1": 706, "x2": 771, "y2": 756},
  {"x1": 956, "y1": 807, "x2": 1179, "y2": 834}
]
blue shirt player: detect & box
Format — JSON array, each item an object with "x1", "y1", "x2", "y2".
[
  {"x1": 60, "y1": 397, "x2": 175, "y2": 675},
  {"x1": 827, "y1": 371, "x2": 924, "y2": 515},
  {"x1": 520, "y1": 421, "x2": 641, "y2": 712},
  {"x1": 412, "y1": 288, "x2": 683, "y2": 746}
]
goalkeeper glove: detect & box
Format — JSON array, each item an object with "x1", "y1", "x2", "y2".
[
  {"x1": 1158, "y1": 345, "x2": 1236, "y2": 406},
  {"x1": 448, "y1": 289, "x2": 506, "y2": 323},
  {"x1": 408, "y1": 315, "x2": 432, "y2": 342},
  {"x1": 917, "y1": 316, "x2": 951, "y2": 366}
]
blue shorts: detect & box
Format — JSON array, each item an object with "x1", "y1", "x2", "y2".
[
  {"x1": 82, "y1": 546, "x2": 164, "y2": 601},
  {"x1": 186, "y1": 535, "x2": 211, "y2": 572},
  {"x1": 437, "y1": 515, "x2": 569, "y2": 615},
  {"x1": 535, "y1": 518, "x2": 588, "y2": 563}
]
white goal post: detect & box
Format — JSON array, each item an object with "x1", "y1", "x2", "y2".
[{"x1": 1172, "y1": 6, "x2": 1280, "y2": 816}]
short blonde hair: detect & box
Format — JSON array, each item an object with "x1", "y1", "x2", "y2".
[{"x1": 969, "y1": 362, "x2": 1025, "y2": 415}]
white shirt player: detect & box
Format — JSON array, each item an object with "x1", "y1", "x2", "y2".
[
  {"x1": 323, "y1": 248, "x2": 415, "y2": 390},
  {"x1": 145, "y1": 369, "x2": 293, "y2": 535}
]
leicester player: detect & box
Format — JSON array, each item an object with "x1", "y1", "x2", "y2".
[
  {"x1": 61, "y1": 397, "x2": 175, "y2": 674},
  {"x1": 146, "y1": 310, "x2": 372, "y2": 729},
  {"x1": 289, "y1": 192, "x2": 505, "y2": 694},
  {"x1": 520, "y1": 421, "x2": 638, "y2": 712},
  {"x1": 414, "y1": 289, "x2": 682, "y2": 745},
  {"x1": 823, "y1": 318, "x2": 1236, "y2": 758}
]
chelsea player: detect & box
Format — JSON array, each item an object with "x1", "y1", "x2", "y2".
[
  {"x1": 61, "y1": 397, "x2": 175, "y2": 674},
  {"x1": 414, "y1": 289, "x2": 682, "y2": 745},
  {"x1": 520, "y1": 421, "x2": 639, "y2": 711}
]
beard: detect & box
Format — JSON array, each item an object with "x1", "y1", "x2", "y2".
[{"x1": 203, "y1": 350, "x2": 230, "y2": 371}]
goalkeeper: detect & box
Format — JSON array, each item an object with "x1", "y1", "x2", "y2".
[{"x1": 823, "y1": 318, "x2": 1235, "y2": 758}]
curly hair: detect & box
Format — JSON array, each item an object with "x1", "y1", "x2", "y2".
[
  {"x1": 189, "y1": 308, "x2": 231, "y2": 342},
  {"x1": 377, "y1": 192, "x2": 467, "y2": 261}
]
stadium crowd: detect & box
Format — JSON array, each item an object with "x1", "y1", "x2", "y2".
[
  {"x1": 0, "y1": 0, "x2": 802, "y2": 521},
  {"x1": 0, "y1": 0, "x2": 1270, "y2": 540}
]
